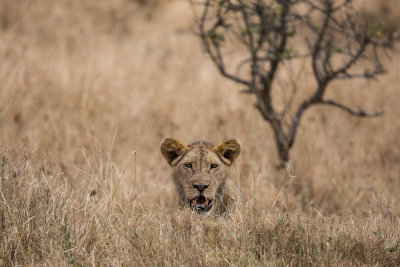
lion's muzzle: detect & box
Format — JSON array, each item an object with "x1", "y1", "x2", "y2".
[{"x1": 189, "y1": 195, "x2": 213, "y2": 213}]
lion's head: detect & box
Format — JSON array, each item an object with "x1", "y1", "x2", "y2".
[{"x1": 160, "y1": 138, "x2": 241, "y2": 215}]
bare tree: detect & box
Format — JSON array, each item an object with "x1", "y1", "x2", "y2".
[{"x1": 190, "y1": 0, "x2": 395, "y2": 167}]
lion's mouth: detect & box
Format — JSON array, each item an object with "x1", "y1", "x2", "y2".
[{"x1": 189, "y1": 195, "x2": 213, "y2": 213}]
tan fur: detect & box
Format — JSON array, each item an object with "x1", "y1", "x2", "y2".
[{"x1": 160, "y1": 138, "x2": 241, "y2": 216}]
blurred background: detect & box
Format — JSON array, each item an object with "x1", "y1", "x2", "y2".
[{"x1": 0, "y1": 0, "x2": 399, "y2": 217}]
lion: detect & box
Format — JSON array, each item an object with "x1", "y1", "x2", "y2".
[{"x1": 160, "y1": 138, "x2": 241, "y2": 216}]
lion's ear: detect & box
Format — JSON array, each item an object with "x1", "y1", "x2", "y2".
[
  {"x1": 214, "y1": 139, "x2": 241, "y2": 165},
  {"x1": 160, "y1": 138, "x2": 188, "y2": 166}
]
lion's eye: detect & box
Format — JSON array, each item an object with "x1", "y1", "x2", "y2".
[
  {"x1": 210, "y1": 163, "x2": 219, "y2": 169},
  {"x1": 184, "y1": 162, "x2": 192, "y2": 168}
]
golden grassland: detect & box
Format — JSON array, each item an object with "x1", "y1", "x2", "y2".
[{"x1": 0, "y1": 0, "x2": 399, "y2": 265}]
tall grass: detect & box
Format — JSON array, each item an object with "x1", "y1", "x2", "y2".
[
  {"x1": 1, "y1": 145, "x2": 399, "y2": 265},
  {"x1": 0, "y1": 0, "x2": 399, "y2": 265}
]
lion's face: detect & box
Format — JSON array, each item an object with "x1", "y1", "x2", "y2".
[
  {"x1": 177, "y1": 149, "x2": 226, "y2": 213},
  {"x1": 160, "y1": 138, "x2": 241, "y2": 215}
]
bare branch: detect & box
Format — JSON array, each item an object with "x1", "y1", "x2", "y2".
[
  {"x1": 330, "y1": 40, "x2": 370, "y2": 79},
  {"x1": 310, "y1": 0, "x2": 333, "y2": 84},
  {"x1": 197, "y1": 0, "x2": 251, "y2": 86},
  {"x1": 319, "y1": 100, "x2": 384, "y2": 117}
]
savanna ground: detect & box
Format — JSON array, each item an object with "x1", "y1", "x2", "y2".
[{"x1": 0, "y1": 0, "x2": 399, "y2": 265}]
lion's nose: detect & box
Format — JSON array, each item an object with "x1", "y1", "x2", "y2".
[{"x1": 193, "y1": 183, "x2": 209, "y2": 192}]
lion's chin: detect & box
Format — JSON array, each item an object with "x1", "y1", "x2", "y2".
[{"x1": 189, "y1": 195, "x2": 213, "y2": 213}]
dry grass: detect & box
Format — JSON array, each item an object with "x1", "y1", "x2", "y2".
[{"x1": 0, "y1": 0, "x2": 399, "y2": 265}]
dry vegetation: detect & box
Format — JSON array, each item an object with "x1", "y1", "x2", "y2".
[{"x1": 0, "y1": 0, "x2": 399, "y2": 265}]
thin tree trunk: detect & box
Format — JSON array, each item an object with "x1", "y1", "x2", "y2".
[{"x1": 271, "y1": 123, "x2": 290, "y2": 168}]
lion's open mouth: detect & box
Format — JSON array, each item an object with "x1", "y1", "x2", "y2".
[{"x1": 189, "y1": 195, "x2": 213, "y2": 213}]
